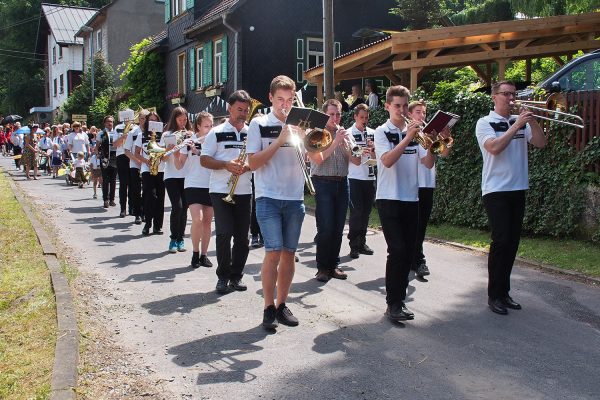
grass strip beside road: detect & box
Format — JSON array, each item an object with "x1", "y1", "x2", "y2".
[
  {"x1": 304, "y1": 195, "x2": 600, "y2": 277},
  {"x1": 0, "y1": 171, "x2": 56, "y2": 399}
]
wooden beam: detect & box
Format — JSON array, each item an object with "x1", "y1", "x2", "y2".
[
  {"x1": 385, "y1": 74, "x2": 401, "y2": 85},
  {"x1": 316, "y1": 82, "x2": 324, "y2": 107},
  {"x1": 391, "y1": 12, "x2": 600, "y2": 45},
  {"x1": 497, "y1": 59, "x2": 507, "y2": 80},
  {"x1": 410, "y1": 68, "x2": 418, "y2": 90},
  {"x1": 362, "y1": 52, "x2": 393, "y2": 70},
  {"x1": 553, "y1": 56, "x2": 565, "y2": 66},
  {"x1": 470, "y1": 64, "x2": 489, "y2": 82},
  {"x1": 526, "y1": 59, "x2": 532, "y2": 81},
  {"x1": 478, "y1": 43, "x2": 494, "y2": 52},
  {"x1": 392, "y1": 40, "x2": 600, "y2": 70},
  {"x1": 391, "y1": 23, "x2": 599, "y2": 53},
  {"x1": 486, "y1": 63, "x2": 492, "y2": 86},
  {"x1": 514, "y1": 39, "x2": 533, "y2": 49}
]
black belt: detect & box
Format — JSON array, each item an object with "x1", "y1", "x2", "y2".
[{"x1": 312, "y1": 175, "x2": 346, "y2": 181}]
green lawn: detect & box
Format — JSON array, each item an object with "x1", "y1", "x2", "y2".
[
  {"x1": 304, "y1": 194, "x2": 600, "y2": 277},
  {"x1": 0, "y1": 171, "x2": 55, "y2": 400}
]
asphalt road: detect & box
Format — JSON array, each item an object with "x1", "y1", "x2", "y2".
[{"x1": 3, "y1": 156, "x2": 599, "y2": 400}]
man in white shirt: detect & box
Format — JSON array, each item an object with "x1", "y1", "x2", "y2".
[
  {"x1": 124, "y1": 110, "x2": 147, "y2": 224},
  {"x1": 374, "y1": 85, "x2": 434, "y2": 322},
  {"x1": 475, "y1": 80, "x2": 546, "y2": 315},
  {"x1": 201, "y1": 90, "x2": 252, "y2": 295},
  {"x1": 347, "y1": 103, "x2": 376, "y2": 259},
  {"x1": 247, "y1": 75, "x2": 306, "y2": 330}
]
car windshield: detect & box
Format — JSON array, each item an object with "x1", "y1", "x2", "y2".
[{"x1": 544, "y1": 55, "x2": 600, "y2": 91}]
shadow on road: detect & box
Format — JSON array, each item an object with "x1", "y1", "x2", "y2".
[
  {"x1": 142, "y1": 291, "x2": 222, "y2": 315},
  {"x1": 123, "y1": 266, "x2": 195, "y2": 283},
  {"x1": 100, "y1": 251, "x2": 171, "y2": 268}
]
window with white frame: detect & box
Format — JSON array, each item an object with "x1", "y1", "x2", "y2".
[
  {"x1": 53, "y1": 79, "x2": 57, "y2": 97},
  {"x1": 177, "y1": 52, "x2": 186, "y2": 94},
  {"x1": 196, "y1": 46, "x2": 204, "y2": 89},
  {"x1": 52, "y1": 46, "x2": 56, "y2": 64},
  {"x1": 171, "y1": 0, "x2": 186, "y2": 17},
  {"x1": 58, "y1": 46, "x2": 63, "y2": 59},
  {"x1": 307, "y1": 37, "x2": 323, "y2": 69},
  {"x1": 96, "y1": 29, "x2": 102, "y2": 51},
  {"x1": 214, "y1": 39, "x2": 223, "y2": 85},
  {"x1": 59, "y1": 74, "x2": 64, "y2": 94}
]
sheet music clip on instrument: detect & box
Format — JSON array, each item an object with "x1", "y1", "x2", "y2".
[{"x1": 284, "y1": 107, "x2": 329, "y2": 131}]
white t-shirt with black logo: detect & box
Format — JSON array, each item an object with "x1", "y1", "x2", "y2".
[
  {"x1": 347, "y1": 123, "x2": 376, "y2": 181},
  {"x1": 246, "y1": 112, "x2": 305, "y2": 201},
  {"x1": 476, "y1": 111, "x2": 532, "y2": 196},
  {"x1": 180, "y1": 135, "x2": 211, "y2": 189},
  {"x1": 114, "y1": 123, "x2": 127, "y2": 156},
  {"x1": 134, "y1": 130, "x2": 165, "y2": 174},
  {"x1": 374, "y1": 119, "x2": 427, "y2": 202},
  {"x1": 124, "y1": 125, "x2": 141, "y2": 169},
  {"x1": 201, "y1": 121, "x2": 251, "y2": 195},
  {"x1": 160, "y1": 131, "x2": 187, "y2": 180}
]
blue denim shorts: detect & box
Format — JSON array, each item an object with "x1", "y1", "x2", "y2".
[{"x1": 256, "y1": 197, "x2": 305, "y2": 252}]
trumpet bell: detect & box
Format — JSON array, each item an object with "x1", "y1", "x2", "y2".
[{"x1": 304, "y1": 128, "x2": 333, "y2": 153}]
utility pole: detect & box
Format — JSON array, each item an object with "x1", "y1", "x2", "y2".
[{"x1": 323, "y1": 0, "x2": 334, "y2": 100}]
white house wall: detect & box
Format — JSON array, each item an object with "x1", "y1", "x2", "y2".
[{"x1": 47, "y1": 33, "x2": 83, "y2": 111}]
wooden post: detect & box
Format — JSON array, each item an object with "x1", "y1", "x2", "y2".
[
  {"x1": 486, "y1": 63, "x2": 492, "y2": 86},
  {"x1": 410, "y1": 68, "x2": 418, "y2": 91},
  {"x1": 525, "y1": 59, "x2": 532, "y2": 82},
  {"x1": 316, "y1": 81, "x2": 324, "y2": 107},
  {"x1": 497, "y1": 59, "x2": 507, "y2": 81}
]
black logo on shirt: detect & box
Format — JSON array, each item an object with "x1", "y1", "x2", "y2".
[{"x1": 259, "y1": 125, "x2": 282, "y2": 138}]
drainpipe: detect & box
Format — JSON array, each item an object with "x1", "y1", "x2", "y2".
[{"x1": 222, "y1": 13, "x2": 239, "y2": 91}]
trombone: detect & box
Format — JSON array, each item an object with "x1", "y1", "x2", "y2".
[
  {"x1": 401, "y1": 115, "x2": 451, "y2": 155},
  {"x1": 511, "y1": 93, "x2": 584, "y2": 129}
]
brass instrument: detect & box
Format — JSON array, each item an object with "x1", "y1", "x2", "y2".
[
  {"x1": 283, "y1": 105, "x2": 316, "y2": 196},
  {"x1": 292, "y1": 93, "x2": 333, "y2": 153},
  {"x1": 223, "y1": 139, "x2": 248, "y2": 204},
  {"x1": 146, "y1": 132, "x2": 166, "y2": 176},
  {"x1": 247, "y1": 98, "x2": 263, "y2": 123},
  {"x1": 511, "y1": 93, "x2": 584, "y2": 129}
]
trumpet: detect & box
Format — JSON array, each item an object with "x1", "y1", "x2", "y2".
[
  {"x1": 222, "y1": 139, "x2": 248, "y2": 204},
  {"x1": 510, "y1": 93, "x2": 584, "y2": 129}
]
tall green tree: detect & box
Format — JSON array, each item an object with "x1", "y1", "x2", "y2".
[{"x1": 509, "y1": 0, "x2": 600, "y2": 17}]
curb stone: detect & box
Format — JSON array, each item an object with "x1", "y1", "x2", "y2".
[{"x1": 4, "y1": 170, "x2": 78, "y2": 400}]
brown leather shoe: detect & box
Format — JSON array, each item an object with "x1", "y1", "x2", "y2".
[
  {"x1": 330, "y1": 268, "x2": 347, "y2": 280},
  {"x1": 315, "y1": 270, "x2": 331, "y2": 282}
]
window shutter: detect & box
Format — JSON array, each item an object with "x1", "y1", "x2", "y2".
[
  {"x1": 186, "y1": 0, "x2": 194, "y2": 10},
  {"x1": 296, "y1": 38, "x2": 305, "y2": 82},
  {"x1": 189, "y1": 47, "x2": 196, "y2": 91},
  {"x1": 165, "y1": 0, "x2": 171, "y2": 23},
  {"x1": 204, "y1": 41, "x2": 213, "y2": 87},
  {"x1": 334, "y1": 41, "x2": 341, "y2": 58},
  {"x1": 221, "y1": 35, "x2": 228, "y2": 83}
]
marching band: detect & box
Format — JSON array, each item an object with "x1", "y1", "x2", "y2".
[{"x1": 14, "y1": 74, "x2": 554, "y2": 328}]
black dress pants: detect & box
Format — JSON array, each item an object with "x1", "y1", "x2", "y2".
[
  {"x1": 116, "y1": 154, "x2": 130, "y2": 212},
  {"x1": 348, "y1": 178, "x2": 376, "y2": 249},
  {"x1": 210, "y1": 193, "x2": 251, "y2": 281},
  {"x1": 376, "y1": 199, "x2": 418, "y2": 306},
  {"x1": 129, "y1": 167, "x2": 142, "y2": 217},
  {"x1": 142, "y1": 171, "x2": 165, "y2": 230},
  {"x1": 483, "y1": 190, "x2": 526, "y2": 300},
  {"x1": 101, "y1": 165, "x2": 117, "y2": 202},
  {"x1": 250, "y1": 175, "x2": 261, "y2": 237},
  {"x1": 165, "y1": 178, "x2": 188, "y2": 241},
  {"x1": 414, "y1": 187, "x2": 434, "y2": 268}
]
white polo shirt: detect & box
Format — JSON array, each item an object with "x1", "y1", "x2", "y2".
[
  {"x1": 124, "y1": 125, "x2": 141, "y2": 169},
  {"x1": 68, "y1": 131, "x2": 89, "y2": 153},
  {"x1": 160, "y1": 131, "x2": 187, "y2": 180},
  {"x1": 180, "y1": 135, "x2": 211, "y2": 189},
  {"x1": 114, "y1": 123, "x2": 127, "y2": 156},
  {"x1": 418, "y1": 162, "x2": 436, "y2": 188},
  {"x1": 134, "y1": 130, "x2": 165, "y2": 174},
  {"x1": 201, "y1": 121, "x2": 251, "y2": 195},
  {"x1": 247, "y1": 112, "x2": 305, "y2": 201},
  {"x1": 374, "y1": 119, "x2": 427, "y2": 202},
  {"x1": 476, "y1": 111, "x2": 533, "y2": 196},
  {"x1": 347, "y1": 123, "x2": 376, "y2": 181}
]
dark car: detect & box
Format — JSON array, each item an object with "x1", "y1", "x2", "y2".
[{"x1": 518, "y1": 49, "x2": 600, "y2": 98}]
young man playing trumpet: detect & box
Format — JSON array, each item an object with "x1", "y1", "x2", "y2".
[
  {"x1": 247, "y1": 75, "x2": 307, "y2": 330},
  {"x1": 476, "y1": 80, "x2": 545, "y2": 315},
  {"x1": 374, "y1": 86, "x2": 435, "y2": 322},
  {"x1": 201, "y1": 90, "x2": 252, "y2": 294},
  {"x1": 309, "y1": 99, "x2": 361, "y2": 283}
]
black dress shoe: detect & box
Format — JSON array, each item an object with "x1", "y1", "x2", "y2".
[
  {"x1": 488, "y1": 298, "x2": 508, "y2": 315},
  {"x1": 349, "y1": 248, "x2": 360, "y2": 259},
  {"x1": 330, "y1": 267, "x2": 347, "y2": 280},
  {"x1": 385, "y1": 302, "x2": 414, "y2": 321},
  {"x1": 358, "y1": 243, "x2": 374, "y2": 255},
  {"x1": 229, "y1": 279, "x2": 247, "y2": 291},
  {"x1": 216, "y1": 278, "x2": 230, "y2": 294},
  {"x1": 501, "y1": 296, "x2": 522, "y2": 310},
  {"x1": 315, "y1": 270, "x2": 331, "y2": 282},
  {"x1": 152, "y1": 228, "x2": 163, "y2": 235},
  {"x1": 119, "y1": 211, "x2": 126, "y2": 218},
  {"x1": 142, "y1": 223, "x2": 151, "y2": 236},
  {"x1": 134, "y1": 216, "x2": 142, "y2": 225}
]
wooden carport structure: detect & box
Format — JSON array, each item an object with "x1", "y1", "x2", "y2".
[{"x1": 304, "y1": 12, "x2": 600, "y2": 103}]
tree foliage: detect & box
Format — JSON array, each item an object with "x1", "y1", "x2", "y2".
[{"x1": 119, "y1": 37, "x2": 166, "y2": 111}]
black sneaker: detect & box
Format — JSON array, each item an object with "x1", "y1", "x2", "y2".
[
  {"x1": 276, "y1": 303, "x2": 299, "y2": 326},
  {"x1": 250, "y1": 235, "x2": 260, "y2": 248},
  {"x1": 416, "y1": 263, "x2": 430, "y2": 278},
  {"x1": 262, "y1": 305, "x2": 278, "y2": 330},
  {"x1": 216, "y1": 278, "x2": 229, "y2": 294},
  {"x1": 385, "y1": 302, "x2": 415, "y2": 321},
  {"x1": 359, "y1": 243, "x2": 374, "y2": 255},
  {"x1": 229, "y1": 279, "x2": 247, "y2": 291},
  {"x1": 103, "y1": 200, "x2": 109, "y2": 208},
  {"x1": 191, "y1": 252, "x2": 200, "y2": 269},
  {"x1": 142, "y1": 224, "x2": 151, "y2": 236},
  {"x1": 119, "y1": 210, "x2": 126, "y2": 218},
  {"x1": 199, "y1": 255, "x2": 213, "y2": 268}
]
